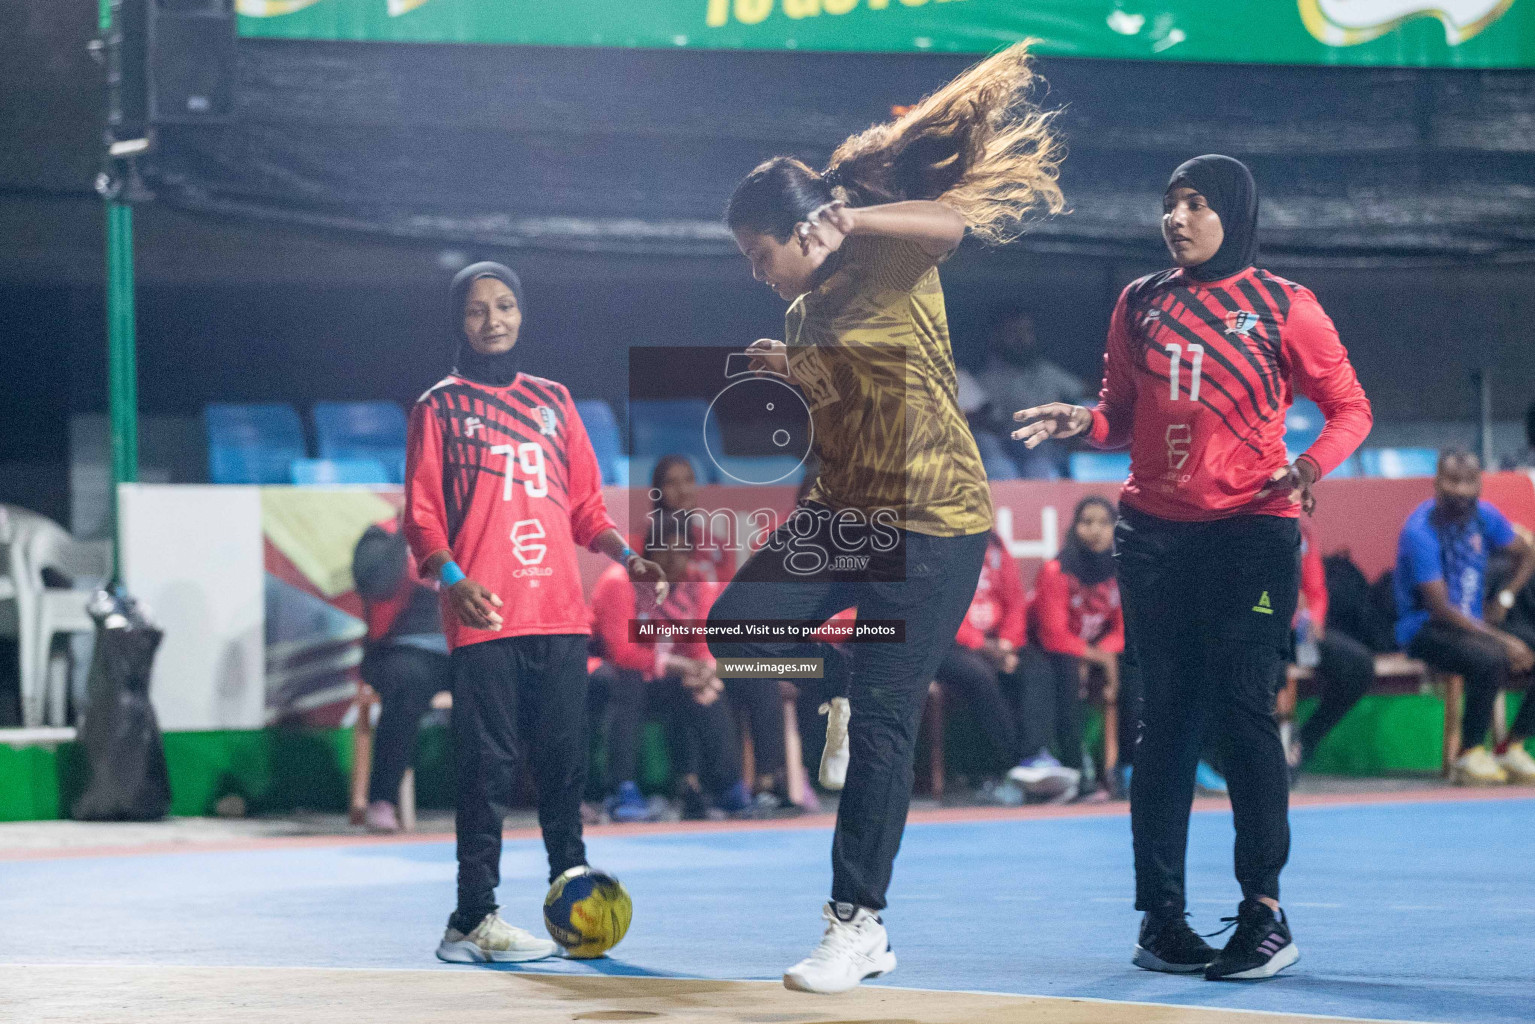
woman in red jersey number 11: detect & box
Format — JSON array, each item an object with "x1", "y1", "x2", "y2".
[
  {"x1": 1014, "y1": 155, "x2": 1371, "y2": 981},
  {"x1": 404, "y1": 261, "x2": 664, "y2": 965}
]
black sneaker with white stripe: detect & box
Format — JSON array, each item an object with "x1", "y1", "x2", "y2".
[
  {"x1": 1204, "y1": 898, "x2": 1299, "y2": 981},
  {"x1": 1132, "y1": 911, "x2": 1218, "y2": 974}
]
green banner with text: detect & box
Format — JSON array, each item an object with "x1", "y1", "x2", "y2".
[{"x1": 236, "y1": 0, "x2": 1535, "y2": 68}]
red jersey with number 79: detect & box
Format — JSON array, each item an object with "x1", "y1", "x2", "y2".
[
  {"x1": 1088, "y1": 266, "x2": 1371, "y2": 522},
  {"x1": 404, "y1": 372, "x2": 618, "y2": 650}
]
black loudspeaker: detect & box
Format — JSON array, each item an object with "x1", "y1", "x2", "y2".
[{"x1": 148, "y1": 0, "x2": 236, "y2": 123}]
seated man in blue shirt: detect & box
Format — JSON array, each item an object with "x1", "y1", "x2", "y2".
[{"x1": 1395, "y1": 450, "x2": 1535, "y2": 785}]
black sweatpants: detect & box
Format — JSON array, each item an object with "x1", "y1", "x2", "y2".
[
  {"x1": 1117, "y1": 507, "x2": 1299, "y2": 913},
  {"x1": 450, "y1": 633, "x2": 589, "y2": 928},
  {"x1": 1015, "y1": 647, "x2": 1086, "y2": 771},
  {"x1": 708, "y1": 505, "x2": 988, "y2": 912},
  {"x1": 361, "y1": 644, "x2": 452, "y2": 804},
  {"x1": 933, "y1": 644, "x2": 1023, "y2": 770},
  {"x1": 1409, "y1": 621, "x2": 1535, "y2": 748},
  {"x1": 1297, "y1": 629, "x2": 1375, "y2": 754}
]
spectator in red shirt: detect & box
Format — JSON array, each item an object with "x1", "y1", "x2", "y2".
[
  {"x1": 403, "y1": 261, "x2": 665, "y2": 965},
  {"x1": 1020, "y1": 496, "x2": 1125, "y2": 800},
  {"x1": 591, "y1": 518, "x2": 752, "y2": 822},
  {"x1": 932, "y1": 532, "x2": 1031, "y2": 779}
]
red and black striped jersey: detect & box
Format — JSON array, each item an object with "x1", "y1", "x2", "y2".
[
  {"x1": 404, "y1": 372, "x2": 618, "y2": 650},
  {"x1": 1089, "y1": 266, "x2": 1371, "y2": 522}
]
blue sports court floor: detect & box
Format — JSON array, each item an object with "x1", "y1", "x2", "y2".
[{"x1": 3, "y1": 791, "x2": 1531, "y2": 1023}]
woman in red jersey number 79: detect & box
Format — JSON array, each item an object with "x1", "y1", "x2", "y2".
[
  {"x1": 1014, "y1": 155, "x2": 1371, "y2": 981},
  {"x1": 404, "y1": 261, "x2": 664, "y2": 965}
]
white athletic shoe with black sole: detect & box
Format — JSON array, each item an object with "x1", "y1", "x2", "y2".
[
  {"x1": 1204, "y1": 899, "x2": 1300, "y2": 981},
  {"x1": 783, "y1": 902, "x2": 896, "y2": 994},
  {"x1": 436, "y1": 911, "x2": 560, "y2": 963},
  {"x1": 818, "y1": 698, "x2": 851, "y2": 791}
]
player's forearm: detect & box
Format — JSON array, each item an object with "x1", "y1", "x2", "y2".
[
  {"x1": 846, "y1": 201, "x2": 965, "y2": 256},
  {"x1": 591, "y1": 528, "x2": 630, "y2": 562}
]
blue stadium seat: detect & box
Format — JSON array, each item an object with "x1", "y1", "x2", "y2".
[
  {"x1": 575, "y1": 400, "x2": 624, "y2": 485},
  {"x1": 629, "y1": 399, "x2": 721, "y2": 482},
  {"x1": 711, "y1": 455, "x2": 806, "y2": 487},
  {"x1": 1359, "y1": 447, "x2": 1438, "y2": 479},
  {"x1": 1069, "y1": 451, "x2": 1132, "y2": 482},
  {"x1": 205, "y1": 403, "x2": 307, "y2": 484},
  {"x1": 972, "y1": 431, "x2": 1020, "y2": 481},
  {"x1": 312, "y1": 401, "x2": 407, "y2": 483},
  {"x1": 290, "y1": 457, "x2": 391, "y2": 486}
]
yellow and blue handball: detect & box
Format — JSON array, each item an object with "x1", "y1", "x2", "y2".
[{"x1": 543, "y1": 866, "x2": 632, "y2": 958}]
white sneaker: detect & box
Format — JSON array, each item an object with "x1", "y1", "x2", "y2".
[
  {"x1": 783, "y1": 902, "x2": 897, "y2": 994},
  {"x1": 819, "y1": 697, "x2": 851, "y2": 791},
  {"x1": 436, "y1": 911, "x2": 560, "y2": 963},
  {"x1": 1451, "y1": 746, "x2": 1509, "y2": 786},
  {"x1": 1497, "y1": 744, "x2": 1535, "y2": 785}
]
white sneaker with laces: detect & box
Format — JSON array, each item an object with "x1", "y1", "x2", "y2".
[
  {"x1": 1451, "y1": 745, "x2": 1508, "y2": 786},
  {"x1": 1497, "y1": 744, "x2": 1535, "y2": 785},
  {"x1": 436, "y1": 911, "x2": 560, "y2": 963},
  {"x1": 783, "y1": 902, "x2": 897, "y2": 994},
  {"x1": 819, "y1": 697, "x2": 851, "y2": 791}
]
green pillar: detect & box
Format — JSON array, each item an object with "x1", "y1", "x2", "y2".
[
  {"x1": 102, "y1": 0, "x2": 138, "y2": 580},
  {"x1": 106, "y1": 202, "x2": 138, "y2": 580}
]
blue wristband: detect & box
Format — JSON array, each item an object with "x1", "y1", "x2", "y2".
[
  {"x1": 439, "y1": 560, "x2": 466, "y2": 586},
  {"x1": 618, "y1": 546, "x2": 638, "y2": 564}
]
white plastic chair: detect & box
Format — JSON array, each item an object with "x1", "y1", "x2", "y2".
[{"x1": 0, "y1": 507, "x2": 110, "y2": 727}]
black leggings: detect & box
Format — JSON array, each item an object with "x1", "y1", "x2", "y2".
[
  {"x1": 1409, "y1": 620, "x2": 1535, "y2": 748},
  {"x1": 361, "y1": 644, "x2": 451, "y2": 804},
  {"x1": 1016, "y1": 647, "x2": 1085, "y2": 771},
  {"x1": 1118, "y1": 507, "x2": 1299, "y2": 913},
  {"x1": 450, "y1": 634, "x2": 589, "y2": 929}
]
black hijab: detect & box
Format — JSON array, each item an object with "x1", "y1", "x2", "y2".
[
  {"x1": 450, "y1": 261, "x2": 525, "y2": 386},
  {"x1": 1167, "y1": 154, "x2": 1258, "y2": 283},
  {"x1": 1058, "y1": 495, "x2": 1117, "y2": 586}
]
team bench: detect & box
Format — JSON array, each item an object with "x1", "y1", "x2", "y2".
[{"x1": 1281, "y1": 653, "x2": 1474, "y2": 776}]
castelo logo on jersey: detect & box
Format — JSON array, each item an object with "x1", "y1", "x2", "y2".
[
  {"x1": 536, "y1": 406, "x2": 558, "y2": 437},
  {"x1": 1298, "y1": 0, "x2": 1515, "y2": 47}
]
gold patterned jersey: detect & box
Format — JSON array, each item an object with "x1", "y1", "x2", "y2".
[{"x1": 785, "y1": 235, "x2": 992, "y2": 538}]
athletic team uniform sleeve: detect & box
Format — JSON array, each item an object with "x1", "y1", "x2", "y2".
[
  {"x1": 403, "y1": 401, "x2": 451, "y2": 571},
  {"x1": 1032, "y1": 560, "x2": 1089, "y2": 658},
  {"x1": 1087, "y1": 290, "x2": 1137, "y2": 451},
  {"x1": 591, "y1": 566, "x2": 661, "y2": 676},
  {"x1": 562, "y1": 398, "x2": 620, "y2": 549},
  {"x1": 1300, "y1": 539, "x2": 1329, "y2": 629},
  {"x1": 1283, "y1": 290, "x2": 1373, "y2": 480},
  {"x1": 995, "y1": 547, "x2": 1028, "y2": 649}
]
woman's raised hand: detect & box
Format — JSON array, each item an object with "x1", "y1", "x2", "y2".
[
  {"x1": 795, "y1": 201, "x2": 853, "y2": 257},
  {"x1": 1012, "y1": 403, "x2": 1093, "y2": 449},
  {"x1": 746, "y1": 338, "x2": 790, "y2": 380}
]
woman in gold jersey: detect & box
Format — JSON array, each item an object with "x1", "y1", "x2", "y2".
[{"x1": 704, "y1": 43, "x2": 1064, "y2": 993}]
